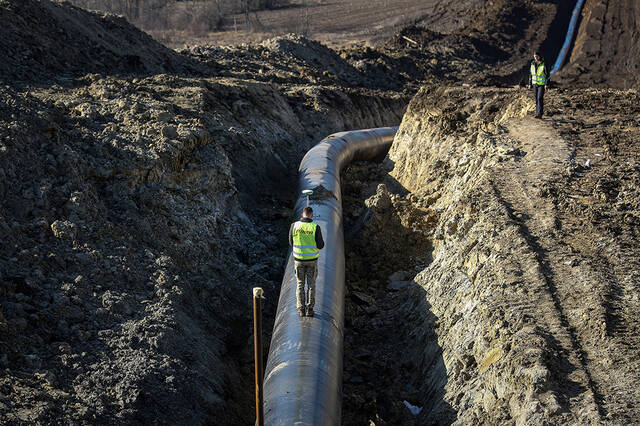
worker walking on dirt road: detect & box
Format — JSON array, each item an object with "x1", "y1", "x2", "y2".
[
  {"x1": 529, "y1": 52, "x2": 550, "y2": 119},
  {"x1": 289, "y1": 206, "x2": 324, "y2": 317}
]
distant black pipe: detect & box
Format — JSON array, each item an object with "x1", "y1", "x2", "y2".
[{"x1": 263, "y1": 127, "x2": 397, "y2": 425}]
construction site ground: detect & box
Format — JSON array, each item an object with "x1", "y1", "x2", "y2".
[
  {"x1": 0, "y1": 0, "x2": 639, "y2": 424},
  {"x1": 340, "y1": 87, "x2": 640, "y2": 424}
]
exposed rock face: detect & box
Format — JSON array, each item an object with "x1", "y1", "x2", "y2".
[{"x1": 385, "y1": 86, "x2": 640, "y2": 424}]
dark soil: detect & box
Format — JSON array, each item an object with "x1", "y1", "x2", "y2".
[{"x1": 557, "y1": 0, "x2": 640, "y2": 89}]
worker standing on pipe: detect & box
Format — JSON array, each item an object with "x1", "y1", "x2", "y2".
[
  {"x1": 529, "y1": 52, "x2": 550, "y2": 119},
  {"x1": 289, "y1": 206, "x2": 324, "y2": 317}
]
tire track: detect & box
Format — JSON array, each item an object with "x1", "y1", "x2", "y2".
[{"x1": 491, "y1": 117, "x2": 607, "y2": 420}]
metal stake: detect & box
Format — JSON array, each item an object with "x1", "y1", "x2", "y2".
[
  {"x1": 302, "y1": 189, "x2": 313, "y2": 207},
  {"x1": 253, "y1": 287, "x2": 264, "y2": 426}
]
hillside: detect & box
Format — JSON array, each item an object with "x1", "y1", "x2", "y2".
[{"x1": 152, "y1": 0, "x2": 483, "y2": 48}]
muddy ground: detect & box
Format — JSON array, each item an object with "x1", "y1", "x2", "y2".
[{"x1": 1, "y1": 0, "x2": 639, "y2": 424}]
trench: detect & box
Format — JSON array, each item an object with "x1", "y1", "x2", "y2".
[
  {"x1": 539, "y1": 0, "x2": 582, "y2": 75},
  {"x1": 220, "y1": 3, "x2": 588, "y2": 421},
  {"x1": 248, "y1": 145, "x2": 450, "y2": 424},
  {"x1": 551, "y1": 0, "x2": 586, "y2": 74},
  {"x1": 339, "y1": 161, "x2": 451, "y2": 424},
  {"x1": 214, "y1": 179, "x2": 297, "y2": 424}
]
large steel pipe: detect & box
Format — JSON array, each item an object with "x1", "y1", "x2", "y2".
[{"x1": 264, "y1": 127, "x2": 397, "y2": 425}]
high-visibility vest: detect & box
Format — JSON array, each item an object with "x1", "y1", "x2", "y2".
[
  {"x1": 292, "y1": 221, "x2": 319, "y2": 260},
  {"x1": 531, "y1": 62, "x2": 547, "y2": 85}
]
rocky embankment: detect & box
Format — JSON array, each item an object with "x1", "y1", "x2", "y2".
[{"x1": 339, "y1": 85, "x2": 640, "y2": 424}]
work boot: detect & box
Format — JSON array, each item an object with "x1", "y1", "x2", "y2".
[
  {"x1": 298, "y1": 308, "x2": 305, "y2": 317},
  {"x1": 306, "y1": 307, "x2": 314, "y2": 317}
]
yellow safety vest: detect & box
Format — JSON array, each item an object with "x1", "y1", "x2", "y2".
[
  {"x1": 292, "y1": 221, "x2": 319, "y2": 260},
  {"x1": 531, "y1": 62, "x2": 547, "y2": 85}
]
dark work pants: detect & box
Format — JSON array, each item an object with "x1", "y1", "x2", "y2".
[
  {"x1": 533, "y1": 85, "x2": 545, "y2": 117},
  {"x1": 294, "y1": 260, "x2": 317, "y2": 310}
]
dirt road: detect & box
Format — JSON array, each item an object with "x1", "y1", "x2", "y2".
[{"x1": 493, "y1": 100, "x2": 640, "y2": 422}]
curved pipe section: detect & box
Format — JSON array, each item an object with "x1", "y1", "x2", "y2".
[
  {"x1": 264, "y1": 127, "x2": 397, "y2": 425},
  {"x1": 551, "y1": 0, "x2": 586, "y2": 74}
]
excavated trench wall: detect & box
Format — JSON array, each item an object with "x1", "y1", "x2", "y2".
[
  {"x1": 0, "y1": 72, "x2": 407, "y2": 424},
  {"x1": 385, "y1": 86, "x2": 593, "y2": 424},
  {"x1": 561, "y1": 0, "x2": 640, "y2": 88}
]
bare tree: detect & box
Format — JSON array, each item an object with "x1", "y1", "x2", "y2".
[{"x1": 69, "y1": 0, "x2": 288, "y2": 33}]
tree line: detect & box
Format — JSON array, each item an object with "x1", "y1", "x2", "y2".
[{"x1": 70, "y1": 0, "x2": 289, "y2": 33}]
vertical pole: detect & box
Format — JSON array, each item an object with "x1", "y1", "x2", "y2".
[
  {"x1": 302, "y1": 190, "x2": 313, "y2": 207},
  {"x1": 252, "y1": 288, "x2": 264, "y2": 426}
]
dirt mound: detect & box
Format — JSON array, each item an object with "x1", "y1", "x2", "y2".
[
  {"x1": 0, "y1": 77, "x2": 251, "y2": 423},
  {"x1": 182, "y1": 34, "x2": 430, "y2": 91},
  {"x1": 557, "y1": 0, "x2": 640, "y2": 89},
  {"x1": 260, "y1": 34, "x2": 361, "y2": 82},
  {"x1": 0, "y1": 0, "x2": 201, "y2": 82},
  {"x1": 380, "y1": 0, "x2": 640, "y2": 89},
  {"x1": 379, "y1": 0, "x2": 564, "y2": 87}
]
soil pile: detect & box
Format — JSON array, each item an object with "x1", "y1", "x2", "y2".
[
  {"x1": 558, "y1": 0, "x2": 640, "y2": 89},
  {"x1": 0, "y1": 74, "x2": 270, "y2": 424},
  {"x1": 383, "y1": 0, "x2": 565, "y2": 86},
  {"x1": 0, "y1": 0, "x2": 202, "y2": 83},
  {"x1": 181, "y1": 33, "x2": 427, "y2": 91}
]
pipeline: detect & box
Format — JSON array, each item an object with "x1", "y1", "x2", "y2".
[
  {"x1": 263, "y1": 127, "x2": 397, "y2": 425},
  {"x1": 551, "y1": 0, "x2": 586, "y2": 74}
]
